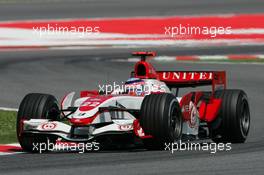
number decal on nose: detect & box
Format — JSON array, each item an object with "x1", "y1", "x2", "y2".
[
  {"x1": 41, "y1": 123, "x2": 57, "y2": 130},
  {"x1": 119, "y1": 124, "x2": 133, "y2": 131}
]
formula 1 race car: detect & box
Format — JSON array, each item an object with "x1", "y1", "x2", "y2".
[{"x1": 16, "y1": 51, "x2": 250, "y2": 152}]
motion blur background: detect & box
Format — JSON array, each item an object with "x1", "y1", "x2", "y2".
[{"x1": 0, "y1": 0, "x2": 264, "y2": 175}]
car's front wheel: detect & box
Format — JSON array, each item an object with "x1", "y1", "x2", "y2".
[
  {"x1": 140, "y1": 93, "x2": 183, "y2": 150},
  {"x1": 17, "y1": 93, "x2": 60, "y2": 152}
]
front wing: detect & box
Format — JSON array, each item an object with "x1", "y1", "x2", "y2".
[{"x1": 22, "y1": 119, "x2": 135, "y2": 142}]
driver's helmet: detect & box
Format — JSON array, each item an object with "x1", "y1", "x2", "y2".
[{"x1": 124, "y1": 78, "x2": 145, "y2": 96}]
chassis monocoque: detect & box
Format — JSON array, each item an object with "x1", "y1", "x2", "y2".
[{"x1": 16, "y1": 52, "x2": 250, "y2": 152}]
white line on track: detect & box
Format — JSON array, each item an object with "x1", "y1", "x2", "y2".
[{"x1": 0, "y1": 107, "x2": 18, "y2": 111}]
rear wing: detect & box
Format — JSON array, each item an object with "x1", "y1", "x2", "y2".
[
  {"x1": 132, "y1": 51, "x2": 156, "y2": 61},
  {"x1": 157, "y1": 71, "x2": 226, "y2": 91},
  {"x1": 132, "y1": 51, "x2": 227, "y2": 92}
]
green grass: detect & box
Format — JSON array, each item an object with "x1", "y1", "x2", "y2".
[{"x1": 0, "y1": 110, "x2": 17, "y2": 144}]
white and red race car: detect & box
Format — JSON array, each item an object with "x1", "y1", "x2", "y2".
[{"x1": 16, "y1": 52, "x2": 250, "y2": 152}]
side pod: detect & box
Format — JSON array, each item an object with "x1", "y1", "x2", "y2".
[{"x1": 199, "y1": 99, "x2": 222, "y2": 122}]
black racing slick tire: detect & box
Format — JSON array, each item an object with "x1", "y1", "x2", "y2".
[
  {"x1": 211, "y1": 90, "x2": 250, "y2": 143},
  {"x1": 16, "y1": 93, "x2": 60, "y2": 152},
  {"x1": 140, "y1": 93, "x2": 183, "y2": 150}
]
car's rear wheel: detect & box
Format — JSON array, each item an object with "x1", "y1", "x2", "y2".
[
  {"x1": 17, "y1": 93, "x2": 60, "y2": 152},
  {"x1": 140, "y1": 93, "x2": 182, "y2": 150},
  {"x1": 210, "y1": 90, "x2": 250, "y2": 143}
]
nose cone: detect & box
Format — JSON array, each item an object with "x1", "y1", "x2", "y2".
[
  {"x1": 79, "y1": 96, "x2": 112, "y2": 112},
  {"x1": 70, "y1": 116, "x2": 96, "y2": 126}
]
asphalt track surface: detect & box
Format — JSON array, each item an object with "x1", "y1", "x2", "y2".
[{"x1": 0, "y1": 0, "x2": 264, "y2": 175}]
